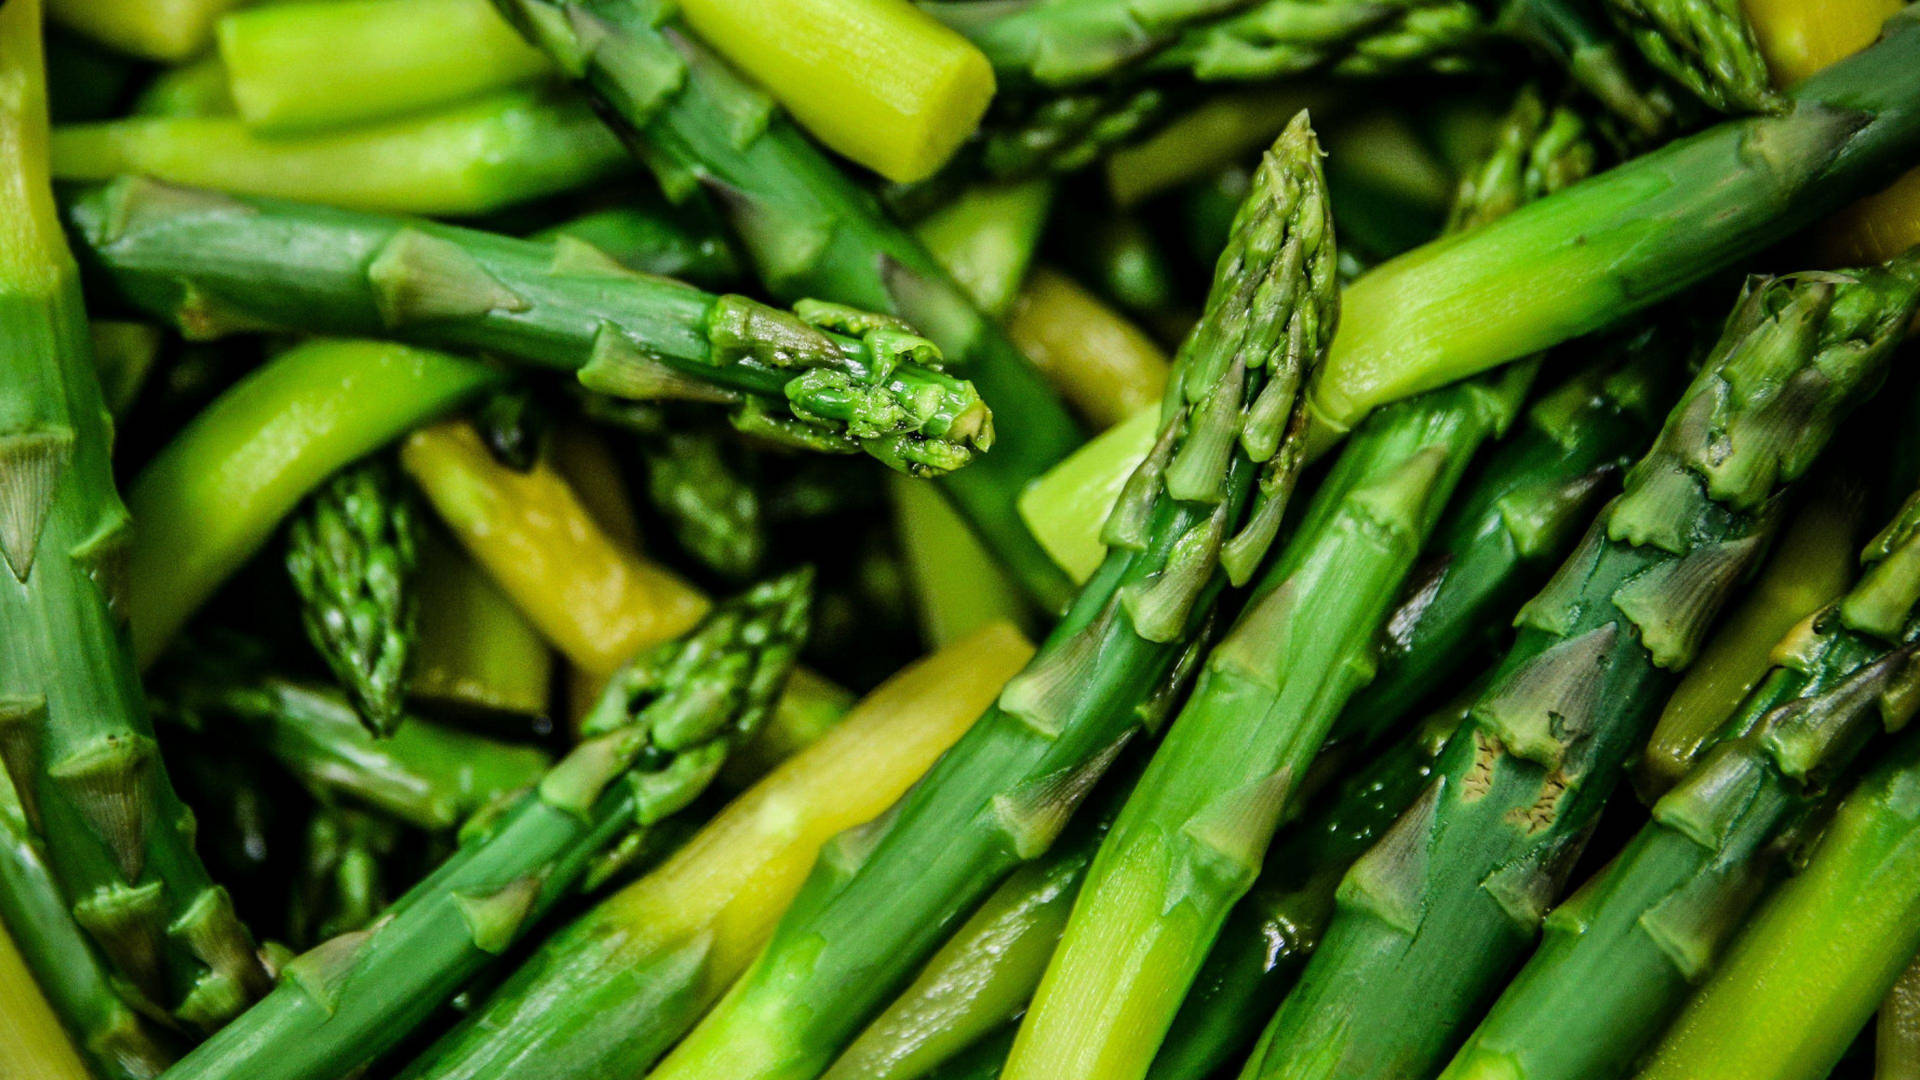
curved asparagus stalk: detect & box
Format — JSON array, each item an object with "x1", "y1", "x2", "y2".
[
  {"x1": 1601, "y1": 0, "x2": 1781, "y2": 113},
  {"x1": 66, "y1": 180, "x2": 992, "y2": 479},
  {"x1": 157, "y1": 669, "x2": 552, "y2": 833},
  {"x1": 1634, "y1": 727, "x2": 1920, "y2": 1080},
  {"x1": 646, "y1": 115, "x2": 1338, "y2": 1080},
  {"x1": 0, "y1": 769, "x2": 175, "y2": 1080},
  {"x1": 164, "y1": 571, "x2": 813, "y2": 1080},
  {"x1": 285, "y1": 458, "x2": 420, "y2": 736},
  {"x1": 395, "y1": 623, "x2": 1033, "y2": 1080},
  {"x1": 1239, "y1": 251, "x2": 1920, "y2": 1080},
  {"x1": 1002, "y1": 86, "x2": 1594, "y2": 1080},
  {"x1": 0, "y1": 0, "x2": 272, "y2": 1032},
  {"x1": 1308, "y1": 6, "x2": 1920, "y2": 448},
  {"x1": 489, "y1": 0, "x2": 1085, "y2": 608},
  {"x1": 1440, "y1": 481, "x2": 1920, "y2": 1080}
]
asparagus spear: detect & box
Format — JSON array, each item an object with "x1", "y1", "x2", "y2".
[
  {"x1": 639, "y1": 430, "x2": 766, "y2": 581},
  {"x1": 1440, "y1": 478, "x2": 1920, "y2": 1080},
  {"x1": 1602, "y1": 0, "x2": 1781, "y2": 113},
  {"x1": 285, "y1": 458, "x2": 421, "y2": 736},
  {"x1": 47, "y1": 0, "x2": 247, "y2": 61},
  {"x1": 1002, "y1": 86, "x2": 1594, "y2": 1080},
  {"x1": 67, "y1": 180, "x2": 992, "y2": 480},
  {"x1": 53, "y1": 89, "x2": 631, "y2": 217},
  {"x1": 396, "y1": 623, "x2": 1033, "y2": 1080},
  {"x1": 0, "y1": 0, "x2": 272, "y2": 1031},
  {"x1": 0, "y1": 911, "x2": 97, "y2": 1080},
  {"x1": 646, "y1": 113, "x2": 1337, "y2": 1080},
  {"x1": 531, "y1": 197, "x2": 743, "y2": 291},
  {"x1": 1309, "y1": 5, "x2": 1920, "y2": 447},
  {"x1": 287, "y1": 808, "x2": 400, "y2": 947},
  {"x1": 1239, "y1": 250, "x2": 1920, "y2": 1080},
  {"x1": 1883, "y1": 953, "x2": 1920, "y2": 1080},
  {"x1": 1634, "y1": 727, "x2": 1920, "y2": 1080},
  {"x1": 490, "y1": 0, "x2": 1085, "y2": 609},
  {"x1": 407, "y1": 531, "x2": 555, "y2": 723},
  {"x1": 164, "y1": 570, "x2": 813, "y2": 1080}
]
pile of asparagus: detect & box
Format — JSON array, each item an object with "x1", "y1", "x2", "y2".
[{"x1": 6, "y1": 0, "x2": 1920, "y2": 1077}]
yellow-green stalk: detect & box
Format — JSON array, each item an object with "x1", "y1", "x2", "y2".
[
  {"x1": 409, "y1": 533, "x2": 555, "y2": 723},
  {"x1": 890, "y1": 473, "x2": 1029, "y2": 648},
  {"x1": 1018, "y1": 408, "x2": 1158, "y2": 583},
  {"x1": 1008, "y1": 268, "x2": 1171, "y2": 430},
  {"x1": 0, "y1": 918, "x2": 94, "y2": 1080},
  {"x1": 48, "y1": 0, "x2": 248, "y2": 61}
]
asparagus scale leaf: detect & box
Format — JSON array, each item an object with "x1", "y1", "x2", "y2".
[
  {"x1": 644, "y1": 115, "x2": 1338, "y2": 1080},
  {"x1": 0, "y1": 0, "x2": 271, "y2": 1032},
  {"x1": 63, "y1": 181, "x2": 992, "y2": 478},
  {"x1": 1440, "y1": 477, "x2": 1920, "y2": 1080},
  {"x1": 1240, "y1": 251, "x2": 1920, "y2": 1080},
  {"x1": 161, "y1": 571, "x2": 813, "y2": 1080}
]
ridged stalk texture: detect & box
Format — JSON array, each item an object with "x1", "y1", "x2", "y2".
[
  {"x1": 1441, "y1": 474, "x2": 1920, "y2": 1080},
  {"x1": 285, "y1": 458, "x2": 420, "y2": 736},
  {"x1": 490, "y1": 0, "x2": 1085, "y2": 608},
  {"x1": 1602, "y1": 0, "x2": 1782, "y2": 114},
  {"x1": 162, "y1": 572, "x2": 813, "y2": 1080},
  {"x1": 644, "y1": 116, "x2": 1338, "y2": 1080},
  {"x1": 1001, "y1": 85, "x2": 1590, "y2": 1080},
  {"x1": 65, "y1": 180, "x2": 990, "y2": 479},
  {"x1": 0, "y1": 0, "x2": 271, "y2": 1034},
  {"x1": 394, "y1": 624, "x2": 1034, "y2": 1080},
  {"x1": 1239, "y1": 251, "x2": 1920, "y2": 1080}
]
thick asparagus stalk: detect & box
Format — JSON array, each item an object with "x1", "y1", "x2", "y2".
[
  {"x1": 164, "y1": 571, "x2": 813, "y2": 1080},
  {"x1": 158, "y1": 669, "x2": 552, "y2": 833},
  {"x1": 126, "y1": 339, "x2": 504, "y2": 666},
  {"x1": 68, "y1": 180, "x2": 991, "y2": 479},
  {"x1": 490, "y1": 0, "x2": 1085, "y2": 608},
  {"x1": 1440, "y1": 479, "x2": 1920, "y2": 1080},
  {"x1": 285, "y1": 458, "x2": 421, "y2": 736},
  {"x1": 396, "y1": 624, "x2": 1033, "y2": 1080},
  {"x1": 532, "y1": 196, "x2": 743, "y2": 291},
  {"x1": 1239, "y1": 251, "x2": 1920, "y2": 1080},
  {"x1": 1308, "y1": 5, "x2": 1920, "y2": 447},
  {"x1": 646, "y1": 116, "x2": 1337, "y2": 1080},
  {"x1": 47, "y1": 0, "x2": 246, "y2": 61},
  {"x1": 0, "y1": 0, "x2": 272, "y2": 1032},
  {"x1": 1602, "y1": 0, "x2": 1781, "y2": 113},
  {"x1": 1634, "y1": 727, "x2": 1920, "y2": 1080}
]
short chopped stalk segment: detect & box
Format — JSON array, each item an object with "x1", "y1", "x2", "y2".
[
  {"x1": 488, "y1": 0, "x2": 1085, "y2": 607},
  {"x1": 644, "y1": 114, "x2": 1339, "y2": 1080},
  {"x1": 285, "y1": 457, "x2": 421, "y2": 736},
  {"x1": 0, "y1": 0, "x2": 272, "y2": 1033},
  {"x1": 160, "y1": 571, "x2": 814, "y2": 1080},
  {"x1": 1239, "y1": 250, "x2": 1920, "y2": 1080},
  {"x1": 64, "y1": 181, "x2": 991, "y2": 479},
  {"x1": 1439, "y1": 476, "x2": 1920, "y2": 1080}
]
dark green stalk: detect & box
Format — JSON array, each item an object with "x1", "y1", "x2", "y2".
[
  {"x1": 285, "y1": 458, "x2": 420, "y2": 736},
  {"x1": 160, "y1": 571, "x2": 812, "y2": 1080},
  {"x1": 1240, "y1": 251, "x2": 1920, "y2": 1080},
  {"x1": 529, "y1": 196, "x2": 742, "y2": 290},
  {"x1": 64, "y1": 180, "x2": 992, "y2": 479},
  {"x1": 0, "y1": 0, "x2": 271, "y2": 1033},
  {"x1": 287, "y1": 808, "x2": 401, "y2": 949},
  {"x1": 489, "y1": 0, "x2": 1087, "y2": 608},
  {"x1": 643, "y1": 116, "x2": 1338, "y2": 1080},
  {"x1": 1439, "y1": 482, "x2": 1920, "y2": 1080},
  {"x1": 158, "y1": 668, "x2": 552, "y2": 833},
  {"x1": 1602, "y1": 0, "x2": 1781, "y2": 114}
]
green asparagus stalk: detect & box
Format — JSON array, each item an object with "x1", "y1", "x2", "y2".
[
  {"x1": 0, "y1": 914, "x2": 98, "y2": 1080},
  {"x1": 1309, "y1": 4, "x2": 1920, "y2": 448},
  {"x1": 1146, "y1": 0, "x2": 1485, "y2": 81},
  {"x1": 911, "y1": 180, "x2": 1055, "y2": 319},
  {"x1": 890, "y1": 469, "x2": 1030, "y2": 648},
  {"x1": 1883, "y1": 952, "x2": 1920, "y2": 1080},
  {"x1": 1602, "y1": 0, "x2": 1782, "y2": 113},
  {"x1": 158, "y1": 668, "x2": 552, "y2": 833},
  {"x1": 645, "y1": 113, "x2": 1338, "y2": 1080},
  {"x1": 285, "y1": 458, "x2": 421, "y2": 736},
  {"x1": 53, "y1": 89, "x2": 630, "y2": 217},
  {"x1": 130, "y1": 58, "x2": 235, "y2": 120},
  {"x1": 68, "y1": 180, "x2": 992, "y2": 480},
  {"x1": 89, "y1": 320, "x2": 163, "y2": 419},
  {"x1": 1001, "y1": 87, "x2": 1596, "y2": 1080},
  {"x1": 395, "y1": 623, "x2": 1034, "y2": 1080},
  {"x1": 408, "y1": 532, "x2": 555, "y2": 723},
  {"x1": 640, "y1": 430, "x2": 766, "y2": 581},
  {"x1": 218, "y1": 0, "x2": 556, "y2": 133},
  {"x1": 490, "y1": 0, "x2": 1086, "y2": 609},
  {"x1": 1634, "y1": 726, "x2": 1920, "y2": 1080},
  {"x1": 1635, "y1": 482, "x2": 1866, "y2": 797},
  {"x1": 822, "y1": 786, "x2": 1121, "y2": 1080},
  {"x1": 287, "y1": 808, "x2": 400, "y2": 948},
  {"x1": 1439, "y1": 479, "x2": 1920, "y2": 1080},
  {"x1": 125, "y1": 338, "x2": 504, "y2": 667},
  {"x1": 0, "y1": 768, "x2": 175, "y2": 1080},
  {"x1": 163, "y1": 570, "x2": 813, "y2": 1080},
  {"x1": 47, "y1": 0, "x2": 247, "y2": 62},
  {"x1": 0, "y1": 0, "x2": 273, "y2": 1033},
  {"x1": 531, "y1": 196, "x2": 743, "y2": 290},
  {"x1": 1239, "y1": 251, "x2": 1920, "y2": 1080}
]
